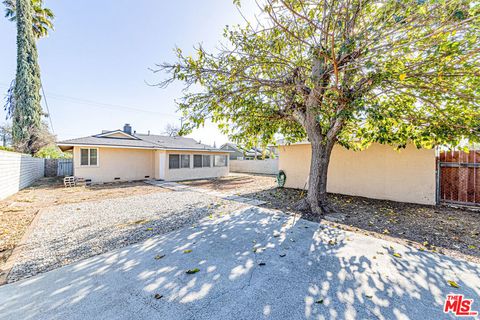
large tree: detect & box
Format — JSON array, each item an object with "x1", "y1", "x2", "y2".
[
  {"x1": 156, "y1": 0, "x2": 480, "y2": 215},
  {"x1": 4, "y1": 0, "x2": 53, "y2": 154},
  {"x1": 11, "y1": 0, "x2": 43, "y2": 153}
]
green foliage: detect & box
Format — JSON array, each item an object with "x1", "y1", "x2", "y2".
[
  {"x1": 11, "y1": 0, "x2": 43, "y2": 154},
  {"x1": 156, "y1": 0, "x2": 479, "y2": 151},
  {"x1": 35, "y1": 145, "x2": 72, "y2": 159},
  {"x1": 3, "y1": 0, "x2": 54, "y2": 38},
  {"x1": 0, "y1": 146, "x2": 14, "y2": 152}
]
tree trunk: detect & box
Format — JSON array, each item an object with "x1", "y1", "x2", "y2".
[
  {"x1": 307, "y1": 139, "x2": 335, "y2": 215},
  {"x1": 295, "y1": 135, "x2": 335, "y2": 216}
]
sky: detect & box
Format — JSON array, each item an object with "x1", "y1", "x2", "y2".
[{"x1": 0, "y1": 0, "x2": 258, "y2": 146}]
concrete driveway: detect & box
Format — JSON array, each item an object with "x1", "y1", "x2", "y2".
[{"x1": 0, "y1": 206, "x2": 479, "y2": 320}]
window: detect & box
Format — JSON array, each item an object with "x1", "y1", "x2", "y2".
[
  {"x1": 193, "y1": 155, "x2": 202, "y2": 168},
  {"x1": 180, "y1": 155, "x2": 190, "y2": 168},
  {"x1": 214, "y1": 155, "x2": 227, "y2": 167},
  {"x1": 202, "y1": 155, "x2": 211, "y2": 167},
  {"x1": 80, "y1": 148, "x2": 98, "y2": 166},
  {"x1": 90, "y1": 149, "x2": 98, "y2": 166},
  {"x1": 169, "y1": 154, "x2": 180, "y2": 169},
  {"x1": 193, "y1": 154, "x2": 211, "y2": 168}
]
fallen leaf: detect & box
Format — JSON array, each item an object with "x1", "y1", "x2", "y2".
[
  {"x1": 447, "y1": 280, "x2": 460, "y2": 288},
  {"x1": 154, "y1": 254, "x2": 165, "y2": 260},
  {"x1": 154, "y1": 293, "x2": 163, "y2": 299},
  {"x1": 146, "y1": 228, "x2": 153, "y2": 231},
  {"x1": 258, "y1": 262, "x2": 266, "y2": 266},
  {"x1": 186, "y1": 268, "x2": 200, "y2": 274},
  {"x1": 392, "y1": 253, "x2": 402, "y2": 258},
  {"x1": 383, "y1": 229, "x2": 390, "y2": 235},
  {"x1": 315, "y1": 299, "x2": 324, "y2": 304},
  {"x1": 468, "y1": 245, "x2": 476, "y2": 249},
  {"x1": 279, "y1": 253, "x2": 286, "y2": 257},
  {"x1": 365, "y1": 294, "x2": 373, "y2": 299},
  {"x1": 183, "y1": 249, "x2": 192, "y2": 254}
]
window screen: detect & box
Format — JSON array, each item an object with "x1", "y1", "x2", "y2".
[
  {"x1": 202, "y1": 155, "x2": 211, "y2": 167},
  {"x1": 169, "y1": 154, "x2": 180, "y2": 169},
  {"x1": 214, "y1": 155, "x2": 227, "y2": 167},
  {"x1": 180, "y1": 155, "x2": 190, "y2": 168},
  {"x1": 80, "y1": 149, "x2": 89, "y2": 166},
  {"x1": 89, "y1": 149, "x2": 98, "y2": 166},
  {"x1": 193, "y1": 155, "x2": 202, "y2": 168}
]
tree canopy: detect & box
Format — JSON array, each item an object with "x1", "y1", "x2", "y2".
[
  {"x1": 157, "y1": 0, "x2": 479, "y2": 149},
  {"x1": 156, "y1": 0, "x2": 479, "y2": 214}
]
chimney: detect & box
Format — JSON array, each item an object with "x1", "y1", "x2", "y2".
[{"x1": 123, "y1": 123, "x2": 132, "y2": 135}]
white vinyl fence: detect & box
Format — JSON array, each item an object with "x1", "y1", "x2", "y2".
[
  {"x1": 230, "y1": 159, "x2": 279, "y2": 175},
  {"x1": 0, "y1": 150, "x2": 45, "y2": 200}
]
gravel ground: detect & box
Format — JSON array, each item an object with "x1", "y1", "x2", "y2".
[
  {"x1": 0, "y1": 178, "x2": 164, "y2": 274},
  {"x1": 7, "y1": 190, "x2": 246, "y2": 283}
]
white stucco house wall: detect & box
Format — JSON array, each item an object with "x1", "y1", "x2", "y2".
[{"x1": 58, "y1": 124, "x2": 229, "y2": 183}]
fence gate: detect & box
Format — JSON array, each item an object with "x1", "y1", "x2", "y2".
[
  {"x1": 438, "y1": 150, "x2": 480, "y2": 206},
  {"x1": 57, "y1": 159, "x2": 73, "y2": 177}
]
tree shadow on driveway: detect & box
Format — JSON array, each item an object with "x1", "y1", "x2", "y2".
[{"x1": 0, "y1": 207, "x2": 479, "y2": 319}]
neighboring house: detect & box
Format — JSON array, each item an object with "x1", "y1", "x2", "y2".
[
  {"x1": 220, "y1": 143, "x2": 245, "y2": 160},
  {"x1": 278, "y1": 141, "x2": 437, "y2": 205},
  {"x1": 220, "y1": 142, "x2": 275, "y2": 160},
  {"x1": 58, "y1": 124, "x2": 230, "y2": 183}
]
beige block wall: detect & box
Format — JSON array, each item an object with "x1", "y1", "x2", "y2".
[
  {"x1": 0, "y1": 150, "x2": 45, "y2": 200},
  {"x1": 230, "y1": 159, "x2": 279, "y2": 175},
  {"x1": 162, "y1": 150, "x2": 229, "y2": 181},
  {"x1": 73, "y1": 147, "x2": 155, "y2": 183},
  {"x1": 278, "y1": 143, "x2": 436, "y2": 205}
]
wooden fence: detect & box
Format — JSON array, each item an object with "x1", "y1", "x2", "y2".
[{"x1": 438, "y1": 150, "x2": 480, "y2": 206}]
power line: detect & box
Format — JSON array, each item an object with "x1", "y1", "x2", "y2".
[
  {"x1": 0, "y1": 82, "x2": 179, "y2": 118},
  {"x1": 40, "y1": 81, "x2": 54, "y2": 133}
]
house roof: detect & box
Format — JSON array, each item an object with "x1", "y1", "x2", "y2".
[
  {"x1": 219, "y1": 142, "x2": 243, "y2": 152},
  {"x1": 58, "y1": 131, "x2": 226, "y2": 152},
  {"x1": 220, "y1": 142, "x2": 274, "y2": 157}
]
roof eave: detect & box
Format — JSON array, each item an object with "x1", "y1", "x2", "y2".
[{"x1": 57, "y1": 143, "x2": 231, "y2": 153}]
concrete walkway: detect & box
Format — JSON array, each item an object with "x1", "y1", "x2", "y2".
[{"x1": 0, "y1": 206, "x2": 479, "y2": 320}]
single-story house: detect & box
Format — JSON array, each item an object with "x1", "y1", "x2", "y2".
[
  {"x1": 219, "y1": 143, "x2": 245, "y2": 160},
  {"x1": 58, "y1": 124, "x2": 230, "y2": 183},
  {"x1": 220, "y1": 142, "x2": 276, "y2": 160},
  {"x1": 278, "y1": 142, "x2": 437, "y2": 205}
]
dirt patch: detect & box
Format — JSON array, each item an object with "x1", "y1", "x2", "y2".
[
  {"x1": 247, "y1": 187, "x2": 480, "y2": 263},
  {"x1": 182, "y1": 173, "x2": 277, "y2": 194},
  {"x1": 0, "y1": 177, "x2": 166, "y2": 275}
]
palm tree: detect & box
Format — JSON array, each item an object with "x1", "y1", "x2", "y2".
[{"x1": 3, "y1": 0, "x2": 54, "y2": 38}]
